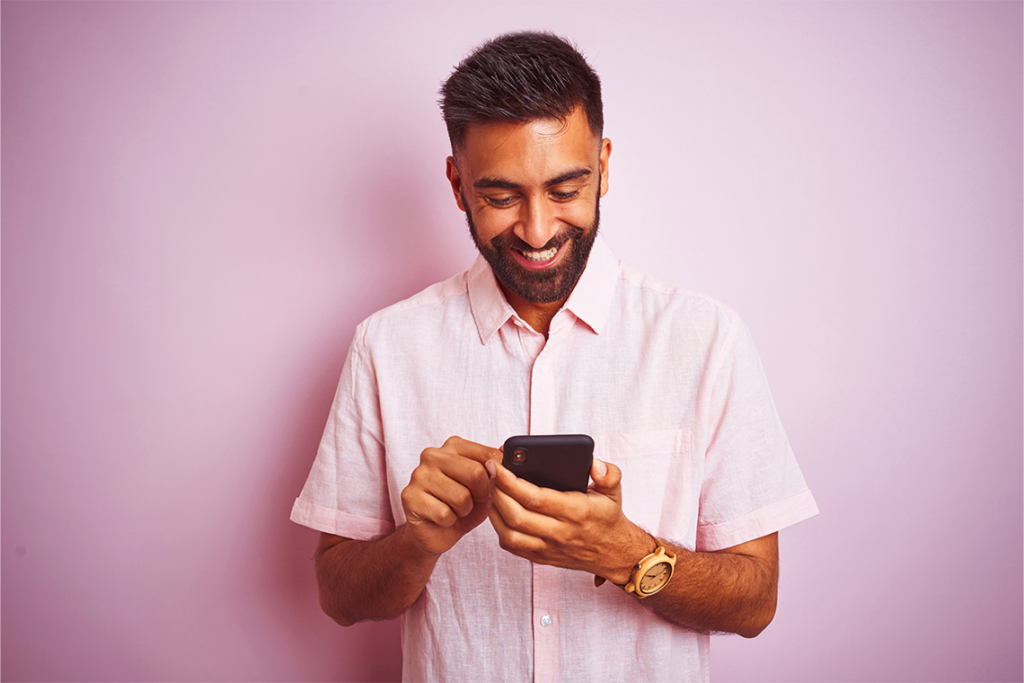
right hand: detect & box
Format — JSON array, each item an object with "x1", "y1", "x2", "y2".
[{"x1": 400, "y1": 436, "x2": 501, "y2": 557}]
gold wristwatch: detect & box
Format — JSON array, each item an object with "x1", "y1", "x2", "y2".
[{"x1": 594, "y1": 545, "x2": 677, "y2": 598}]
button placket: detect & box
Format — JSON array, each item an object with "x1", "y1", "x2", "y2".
[
  {"x1": 532, "y1": 565, "x2": 562, "y2": 683},
  {"x1": 529, "y1": 337, "x2": 559, "y2": 681}
]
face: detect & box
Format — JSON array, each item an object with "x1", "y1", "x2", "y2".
[{"x1": 446, "y1": 109, "x2": 611, "y2": 306}]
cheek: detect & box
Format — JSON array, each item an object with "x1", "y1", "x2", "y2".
[
  {"x1": 559, "y1": 202, "x2": 597, "y2": 228},
  {"x1": 471, "y1": 210, "x2": 512, "y2": 243}
]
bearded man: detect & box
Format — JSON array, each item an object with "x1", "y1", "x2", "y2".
[{"x1": 291, "y1": 31, "x2": 817, "y2": 682}]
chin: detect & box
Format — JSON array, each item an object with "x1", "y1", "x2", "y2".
[{"x1": 465, "y1": 201, "x2": 601, "y2": 305}]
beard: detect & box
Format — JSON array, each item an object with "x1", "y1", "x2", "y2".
[{"x1": 465, "y1": 193, "x2": 600, "y2": 305}]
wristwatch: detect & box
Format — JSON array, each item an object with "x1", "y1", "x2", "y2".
[{"x1": 594, "y1": 545, "x2": 677, "y2": 598}]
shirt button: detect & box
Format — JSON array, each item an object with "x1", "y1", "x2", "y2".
[
  {"x1": 540, "y1": 614, "x2": 552, "y2": 627},
  {"x1": 538, "y1": 362, "x2": 548, "y2": 374}
]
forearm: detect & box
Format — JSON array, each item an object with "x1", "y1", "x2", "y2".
[
  {"x1": 641, "y1": 534, "x2": 778, "y2": 638},
  {"x1": 315, "y1": 525, "x2": 440, "y2": 626}
]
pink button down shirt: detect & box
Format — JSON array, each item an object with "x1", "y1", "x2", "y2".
[{"x1": 292, "y1": 238, "x2": 818, "y2": 682}]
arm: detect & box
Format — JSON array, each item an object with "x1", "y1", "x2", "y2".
[
  {"x1": 635, "y1": 533, "x2": 777, "y2": 637},
  {"x1": 488, "y1": 458, "x2": 778, "y2": 637},
  {"x1": 315, "y1": 437, "x2": 501, "y2": 626},
  {"x1": 315, "y1": 528, "x2": 437, "y2": 626}
]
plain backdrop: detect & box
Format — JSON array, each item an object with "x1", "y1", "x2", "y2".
[{"x1": 2, "y1": 2, "x2": 1021, "y2": 682}]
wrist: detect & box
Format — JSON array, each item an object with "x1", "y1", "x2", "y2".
[
  {"x1": 603, "y1": 524, "x2": 658, "y2": 585},
  {"x1": 595, "y1": 534, "x2": 679, "y2": 599},
  {"x1": 396, "y1": 524, "x2": 445, "y2": 567}
]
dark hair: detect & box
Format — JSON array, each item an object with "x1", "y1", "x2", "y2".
[{"x1": 439, "y1": 32, "x2": 603, "y2": 152}]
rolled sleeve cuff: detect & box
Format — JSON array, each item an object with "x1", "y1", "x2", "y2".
[
  {"x1": 289, "y1": 498, "x2": 396, "y2": 540},
  {"x1": 696, "y1": 489, "x2": 819, "y2": 552}
]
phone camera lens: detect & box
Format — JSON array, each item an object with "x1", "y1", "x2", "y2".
[{"x1": 511, "y1": 448, "x2": 528, "y2": 464}]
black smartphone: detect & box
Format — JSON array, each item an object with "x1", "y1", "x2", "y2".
[{"x1": 501, "y1": 434, "x2": 594, "y2": 493}]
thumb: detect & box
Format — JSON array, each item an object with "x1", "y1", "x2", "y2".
[{"x1": 589, "y1": 458, "x2": 622, "y2": 502}]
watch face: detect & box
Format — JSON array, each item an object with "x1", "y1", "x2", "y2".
[{"x1": 639, "y1": 562, "x2": 672, "y2": 595}]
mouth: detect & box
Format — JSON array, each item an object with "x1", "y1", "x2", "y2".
[
  {"x1": 519, "y1": 246, "x2": 558, "y2": 262},
  {"x1": 510, "y1": 241, "x2": 568, "y2": 270}
]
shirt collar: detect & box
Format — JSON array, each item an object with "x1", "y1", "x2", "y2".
[
  {"x1": 561, "y1": 236, "x2": 617, "y2": 335},
  {"x1": 468, "y1": 236, "x2": 619, "y2": 344},
  {"x1": 467, "y1": 254, "x2": 517, "y2": 345}
]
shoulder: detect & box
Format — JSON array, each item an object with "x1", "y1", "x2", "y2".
[
  {"x1": 352, "y1": 270, "x2": 472, "y2": 349},
  {"x1": 611, "y1": 259, "x2": 743, "y2": 335}
]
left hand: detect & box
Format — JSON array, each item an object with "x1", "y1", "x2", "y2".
[{"x1": 487, "y1": 458, "x2": 652, "y2": 584}]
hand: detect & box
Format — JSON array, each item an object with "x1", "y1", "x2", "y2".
[
  {"x1": 488, "y1": 458, "x2": 652, "y2": 584},
  {"x1": 400, "y1": 436, "x2": 502, "y2": 557}
]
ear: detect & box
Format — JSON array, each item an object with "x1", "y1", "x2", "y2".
[
  {"x1": 446, "y1": 156, "x2": 467, "y2": 212},
  {"x1": 598, "y1": 138, "x2": 611, "y2": 198}
]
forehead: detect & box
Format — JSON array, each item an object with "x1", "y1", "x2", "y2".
[{"x1": 458, "y1": 109, "x2": 599, "y2": 182}]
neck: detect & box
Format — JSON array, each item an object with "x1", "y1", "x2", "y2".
[{"x1": 500, "y1": 285, "x2": 566, "y2": 339}]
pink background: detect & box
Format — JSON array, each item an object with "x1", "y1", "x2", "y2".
[{"x1": 3, "y1": 2, "x2": 1021, "y2": 681}]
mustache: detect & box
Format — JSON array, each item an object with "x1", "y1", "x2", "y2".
[{"x1": 491, "y1": 225, "x2": 585, "y2": 252}]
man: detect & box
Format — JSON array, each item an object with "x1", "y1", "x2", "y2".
[{"x1": 291, "y1": 32, "x2": 817, "y2": 682}]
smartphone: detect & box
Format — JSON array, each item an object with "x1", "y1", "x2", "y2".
[{"x1": 502, "y1": 434, "x2": 594, "y2": 493}]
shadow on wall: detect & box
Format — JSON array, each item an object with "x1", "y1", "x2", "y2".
[
  {"x1": 342, "y1": 117, "x2": 473, "y2": 318},
  {"x1": 258, "y1": 127, "x2": 470, "y2": 681},
  {"x1": 267, "y1": 340, "x2": 404, "y2": 682}
]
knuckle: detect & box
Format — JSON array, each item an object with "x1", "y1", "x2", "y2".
[
  {"x1": 502, "y1": 506, "x2": 524, "y2": 529},
  {"x1": 550, "y1": 529, "x2": 572, "y2": 547},
  {"x1": 401, "y1": 485, "x2": 426, "y2": 514},
  {"x1": 435, "y1": 506, "x2": 457, "y2": 528},
  {"x1": 409, "y1": 466, "x2": 427, "y2": 485},
  {"x1": 498, "y1": 532, "x2": 522, "y2": 552},
  {"x1": 453, "y1": 491, "x2": 473, "y2": 516},
  {"x1": 469, "y1": 466, "x2": 490, "y2": 490},
  {"x1": 564, "y1": 506, "x2": 585, "y2": 525},
  {"x1": 419, "y1": 447, "x2": 440, "y2": 466}
]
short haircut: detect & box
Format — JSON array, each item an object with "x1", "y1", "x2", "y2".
[{"x1": 439, "y1": 32, "x2": 603, "y2": 153}]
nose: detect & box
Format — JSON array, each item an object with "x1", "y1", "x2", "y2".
[{"x1": 513, "y1": 197, "x2": 559, "y2": 249}]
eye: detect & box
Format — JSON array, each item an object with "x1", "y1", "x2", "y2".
[
  {"x1": 484, "y1": 195, "x2": 516, "y2": 207},
  {"x1": 550, "y1": 190, "x2": 580, "y2": 201}
]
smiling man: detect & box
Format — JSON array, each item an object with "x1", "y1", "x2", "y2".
[
  {"x1": 450, "y1": 109, "x2": 608, "y2": 331},
  {"x1": 291, "y1": 32, "x2": 817, "y2": 682}
]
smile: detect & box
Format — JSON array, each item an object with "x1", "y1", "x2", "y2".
[
  {"x1": 510, "y1": 240, "x2": 569, "y2": 270},
  {"x1": 518, "y1": 246, "x2": 558, "y2": 262}
]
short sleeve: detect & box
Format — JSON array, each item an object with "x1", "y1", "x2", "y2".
[
  {"x1": 695, "y1": 315, "x2": 818, "y2": 551},
  {"x1": 289, "y1": 323, "x2": 396, "y2": 540}
]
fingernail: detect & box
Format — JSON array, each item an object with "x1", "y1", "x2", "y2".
[
  {"x1": 593, "y1": 459, "x2": 607, "y2": 478},
  {"x1": 485, "y1": 460, "x2": 497, "y2": 479}
]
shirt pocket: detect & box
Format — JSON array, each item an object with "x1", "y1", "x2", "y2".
[{"x1": 594, "y1": 429, "x2": 693, "y2": 544}]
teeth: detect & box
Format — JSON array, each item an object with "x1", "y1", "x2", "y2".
[{"x1": 520, "y1": 246, "x2": 558, "y2": 262}]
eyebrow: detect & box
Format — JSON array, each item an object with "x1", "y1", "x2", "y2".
[{"x1": 473, "y1": 167, "x2": 593, "y2": 191}]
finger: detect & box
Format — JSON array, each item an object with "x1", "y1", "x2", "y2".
[
  {"x1": 421, "y1": 446, "x2": 495, "y2": 504},
  {"x1": 442, "y1": 436, "x2": 503, "y2": 466},
  {"x1": 457, "y1": 494, "x2": 493, "y2": 534},
  {"x1": 401, "y1": 485, "x2": 462, "y2": 528},
  {"x1": 493, "y1": 461, "x2": 588, "y2": 519},
  {"x1": 410, "y1": 458, "x2": 485, "y2": 519},
  {"x1": 490, "y1": 486, "x2": 563, "y2": 539},
  {"x1": 488, "y1": 504, "x2": 547, "y2": 553},
  {"x1": 587, "y1": 459, "x2": 622, "y2": 503}
]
